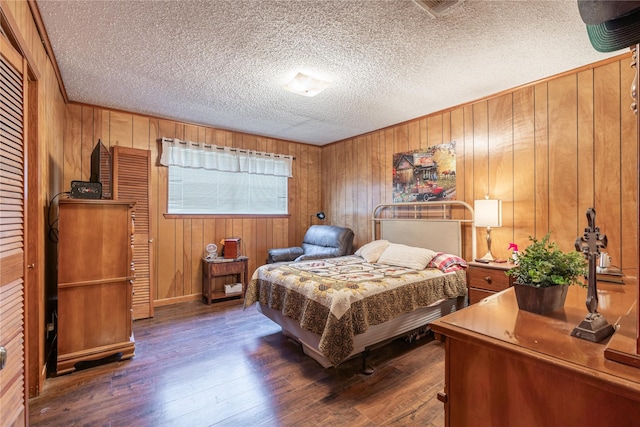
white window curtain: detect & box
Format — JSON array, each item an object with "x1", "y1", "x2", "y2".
[
  {"x1": 159, "y1": 138, "x2": 292, "y2": 215},
  {"x1": 159, "y1": 137, "x2": 293, "y2": 177}
]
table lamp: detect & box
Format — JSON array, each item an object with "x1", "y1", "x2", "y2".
[{"x1": 474, "y1": 197, "x2": 502, "y2": 261}]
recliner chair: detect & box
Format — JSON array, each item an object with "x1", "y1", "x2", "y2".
[{"x1": 267, "y1": 225, "x2": 354, "y2": 263}]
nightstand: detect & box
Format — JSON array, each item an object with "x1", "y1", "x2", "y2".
[
  {"x1": 202, "y1": 256, "x2": 249, "y2": 304},
  {"x1": 467, "y1": 261, "x2": 514, "y2": 304}
]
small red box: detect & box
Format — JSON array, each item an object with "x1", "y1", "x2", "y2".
[{"x1": 224, "y1": 238, "x2": 241, "y2": 259}]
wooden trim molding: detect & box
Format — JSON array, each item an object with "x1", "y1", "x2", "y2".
[
  {"x1": 324, "y1": 52, "x2": 632, "y2": 148},
  {"x1": 70, "y1": 100, "x2": 317, "y2": 147},
  {"x1": 27, "y1": 0, "x2": 68, "y2": 102},
  {"x1": 0, "y1": 0, "x2": 40, "y2": 80}
]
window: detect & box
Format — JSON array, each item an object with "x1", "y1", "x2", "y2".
[{"x1": 160, "y1": 138, "x2": 292, "y2": 215}]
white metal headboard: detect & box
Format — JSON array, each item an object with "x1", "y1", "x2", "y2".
[{"x1": 372, "y1": 201, "x2": 476, "y2": 260}]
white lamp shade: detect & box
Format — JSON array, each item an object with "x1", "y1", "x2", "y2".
[{"x1": 475, "y1": 199, "x2": 502, "y2": 227}]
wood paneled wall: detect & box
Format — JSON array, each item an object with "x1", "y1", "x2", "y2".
[
  {"x1": 61, "y1": 54, "x2": 639, "y2": 306},
  {"x1": 323, "y1": 55, "x2": 638, "y2": 277},
  {"x1": 61, "y1": 107, "x2": 322, "y2": 304}
]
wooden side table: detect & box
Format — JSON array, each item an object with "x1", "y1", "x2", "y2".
[
  {"x1": 202, "y1": 256, "x2": 249, "y2": 304},
  {"x1": 466, "y1": 261, "x2": 514, "y2": 304}
]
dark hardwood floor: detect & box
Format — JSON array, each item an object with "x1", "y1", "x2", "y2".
[{"x1": 29, "y1": 300, "x2": 446, "y2": 426}]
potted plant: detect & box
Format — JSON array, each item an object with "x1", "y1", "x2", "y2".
[{"x1": 506, "y1": 233, "x2": 587, "y2": 314}]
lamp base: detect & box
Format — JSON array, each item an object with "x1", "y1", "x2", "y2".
[
  {"x1": 479, "y1": 226, "x2": 497, "y2": 262},
  {"x1": 479, "y1": 251, "x2": 496, "y2": 262}
]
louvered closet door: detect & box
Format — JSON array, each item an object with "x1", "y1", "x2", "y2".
[
  {"x1": 112, "y1": 146, "x2": 153, "y2": 319},
  {"x1": 0, "y1": 36, "x2": 27, "y2": 426}
]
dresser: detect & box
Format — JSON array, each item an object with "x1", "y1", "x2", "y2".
[
  {"x1": 430, "y1": 282, "x2": 640, "y2": 426},
  {"x1": 466, "y1": 261, "x2": 514, "y2": 304},
  {"x1": 56, "y1": 199, "x2": 136, "y2": 374}
]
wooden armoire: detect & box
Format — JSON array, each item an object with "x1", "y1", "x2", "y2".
[{"x1": 56, "y1": 199, "x2": 136, "y2": 374}]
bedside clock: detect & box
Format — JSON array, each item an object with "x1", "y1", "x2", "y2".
[{"x1": 204, "y1": 243, "x2": 218, "y2": 261}]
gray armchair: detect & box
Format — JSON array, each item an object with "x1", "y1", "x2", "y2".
[{"x1": 267, "y1": 225, "x2": 355, "y2": 263}]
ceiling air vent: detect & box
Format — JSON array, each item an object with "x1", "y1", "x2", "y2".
[{"x1": 412, "y1": 0, "x2": 464, "y2": 18}]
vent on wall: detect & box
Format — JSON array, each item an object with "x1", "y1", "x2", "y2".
[{"x1": 412, "y1": 0, "x2": 464, "y2": 18}]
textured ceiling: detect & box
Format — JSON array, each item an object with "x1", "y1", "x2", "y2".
[{"x1": 36, "y1": 0, "x2": 621, "y2": 146}]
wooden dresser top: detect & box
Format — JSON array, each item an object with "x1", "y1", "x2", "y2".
[{"x1": 431, "y1": 281, "x2": 640, "y2": 388}]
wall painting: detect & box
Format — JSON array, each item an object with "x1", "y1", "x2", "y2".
[{"x1": 392, "y1": 142, "x2": 456, "y2": 203}]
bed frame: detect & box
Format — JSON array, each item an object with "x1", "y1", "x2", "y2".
[
  {"x1": 257, "y1": 200, "x2": 475, "y2": 372},
  {"x1": 371, "y1": 200, "x2": 476, "y2": 260}
]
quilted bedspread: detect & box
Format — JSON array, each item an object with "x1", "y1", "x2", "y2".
[{"x1": 243, "y1": 255, "x2": 467, "y2": 365}]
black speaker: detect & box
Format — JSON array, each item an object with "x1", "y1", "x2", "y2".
[
  {"x1": 90, "y1": 139, "x2": 112, "y2": 199},
  {"x1": 70, "y1": 181, "x2": 102, "y2": 199}
]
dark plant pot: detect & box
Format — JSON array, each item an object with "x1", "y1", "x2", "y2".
[{"x1": 513, "y1": 283, "x2": 569, "y2": 314}]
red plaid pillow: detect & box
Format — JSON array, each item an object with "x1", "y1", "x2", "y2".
[{"x1": 428, "y1": 252, "x2": 468, "y2": 273}]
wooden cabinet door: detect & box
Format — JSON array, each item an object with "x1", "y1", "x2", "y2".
[
  {"x1": 0, "y1": 36, "x2": 27, "y2": 426},
  {"x1": 112, "y1": 146, "x2": 153, "y2": 319}
]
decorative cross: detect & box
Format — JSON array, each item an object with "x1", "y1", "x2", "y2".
[
  {"x1": 572, "y1": 208, "x2": 615, "y2": 343},
  {"x1": 574, "y1": 208, "x2": 607, "y2": 315}
]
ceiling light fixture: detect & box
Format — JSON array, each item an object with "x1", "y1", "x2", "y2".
[
  {"x1": 412, "y1": 0, "x2": 464, "y2": 18},
  {"x1": 283, "y1": 72, "x2": 331, "y2": 97}
]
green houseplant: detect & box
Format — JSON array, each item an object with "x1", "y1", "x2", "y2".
[{"x1": 506, "y1": 233, "x2": 587, "y2": 314}]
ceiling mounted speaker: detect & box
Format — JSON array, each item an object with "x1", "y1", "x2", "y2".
[{"x1": 412, "y1": 0, "x2": 465, "y2": 18}]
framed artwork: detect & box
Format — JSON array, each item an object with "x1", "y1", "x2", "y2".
[{"x1": 392, "y1": 141, "x2": 456, "y2": 203}]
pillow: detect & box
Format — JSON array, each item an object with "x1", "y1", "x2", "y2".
[
  {"x1": 378, "y1": 243, "x2": 437, "y2": 270},
  {"x1": 355, "y1": 239, "x2": 391, "y2": 263},
  {"x1": 428, "y1": 252, "x2": 468, "y2": 273}
]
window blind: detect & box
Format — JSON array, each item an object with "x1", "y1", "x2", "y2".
[{"x1": 160, "y1": 138, "x2": 291, "y2": 215}]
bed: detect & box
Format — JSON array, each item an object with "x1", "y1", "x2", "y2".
[{"x1": 244, "y1": 201, "x2": 476, "y2": 371}]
